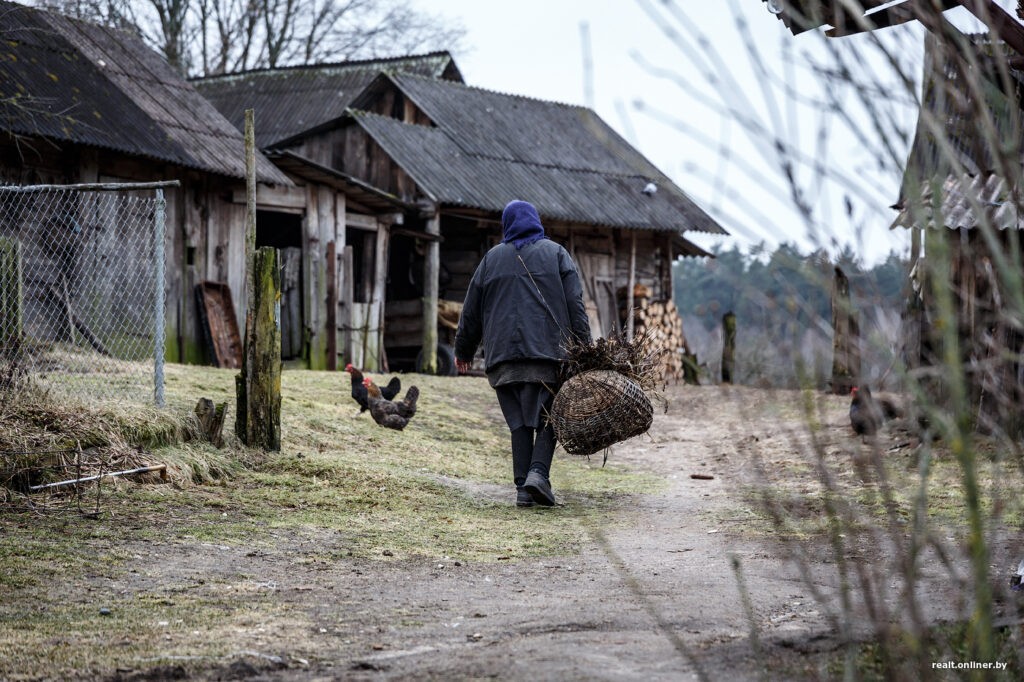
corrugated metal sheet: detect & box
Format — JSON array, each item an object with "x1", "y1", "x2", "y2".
[
  {"x1": 192, "y1": 53, "x2": 460, "y2": 147},
  {"x1": 892, "y1": 173, "x2": 1022, "y2": 230},
  {"x1": 0, "y1": 2, "x2": 289, "y2": 184},
  {"x1": 355, "y1": 109, "x2": 725, "y2": 234}
]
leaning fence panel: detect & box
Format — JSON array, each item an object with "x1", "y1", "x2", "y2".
[{"x1": 0, "y1": 183, "x2": 170, "y2": 406}]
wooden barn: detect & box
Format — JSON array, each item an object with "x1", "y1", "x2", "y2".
[
  {"x1": 0, "y1": 0, "x2": 406, "y2": 372},
  {"x1": 892, "y1": 31, "x2": 1024, "y2": 435},
  {"x1": 198, "y1": 63, "x2": 726, "y2": 375},
  {"x1": 193, "y1": 53, "x2": 463, "y2": 370},
  {"x1": 765, "y1": 0, "x2": 1024, "y2": 433}
]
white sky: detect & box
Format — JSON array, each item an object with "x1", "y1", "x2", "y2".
[{"x1": 408, "y1": 0, "x2": 1013, "y2": 266}]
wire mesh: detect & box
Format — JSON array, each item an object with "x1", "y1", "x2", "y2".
[{"x1": 0, "y1": 184, "x2": 166, "y2": 406}]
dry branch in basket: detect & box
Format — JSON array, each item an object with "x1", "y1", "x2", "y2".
[{"x1": 560, "y1": 329, "x2": 661, "y2": 391}]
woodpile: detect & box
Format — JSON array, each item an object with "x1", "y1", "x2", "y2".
[{"x1": 618, "y1": 284, "x2": 692, "y2": 384}]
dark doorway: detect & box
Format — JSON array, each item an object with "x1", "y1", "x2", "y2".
[{"x1": 256, "y1": 210, "x2": 303, "y2": 360}]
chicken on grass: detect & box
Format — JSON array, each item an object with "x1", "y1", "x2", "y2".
[
  {"x1": 345, "y1": 363, "x2": 400, "y2": 414},
  {"x1": 849, "y1": 386, "x2": 902, "y2": 439},
  {"x1": 363, "y1": 377, "x2": 419, "y2": 431}
]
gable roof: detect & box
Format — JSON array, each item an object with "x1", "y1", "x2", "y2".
[
  {"x1": 0, "y1": 1, "x2": 289, "y2": 184},
  {"x1": 192, "y1": 52, "x2": 462, "y2": 147},
  {"x1": 348, "y1": 75, "x2": 726, "y2": 235},
  {"x1": 896, "y1": 33, "x2": 1023, "y2": 213}
]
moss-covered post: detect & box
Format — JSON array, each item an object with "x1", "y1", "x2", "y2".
[
  {"x1": 235, "y1": 110, "x2": 282, "y2": 450},
  {"x1": 721, "y1": 311, "x2": 736, "y2": 384},
  {"x1": 0, "y1": 237, "x2": 23, "y2": 356}
]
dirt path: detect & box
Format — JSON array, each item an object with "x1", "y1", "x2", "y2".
[{"x1": 110, "y1": 384, "x2": 977, "y2": 681}]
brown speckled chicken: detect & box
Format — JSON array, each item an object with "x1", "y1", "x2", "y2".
[{"x1": 363, "y1": 378, "x2": 419, "y2": 431}]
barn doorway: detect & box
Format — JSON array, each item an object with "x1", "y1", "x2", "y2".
[{"x1": 256, "y1": 210, "x2": 303, "y2": 360}]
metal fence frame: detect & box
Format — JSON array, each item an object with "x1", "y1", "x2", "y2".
[{"x1": 0, "y1": 180, "x2": 179, "y2": 407}]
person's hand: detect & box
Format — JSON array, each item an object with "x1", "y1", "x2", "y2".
[{"x1": 455, "y1": 358, "x2": 472, "y2": 374}]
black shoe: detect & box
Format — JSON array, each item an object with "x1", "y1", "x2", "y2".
[
  {"x1": 516, "y1": 487, "x2": 534, "y2": 508},
  {"x1": 524, "y1": 470, "x2": 556, "y2": 507}
]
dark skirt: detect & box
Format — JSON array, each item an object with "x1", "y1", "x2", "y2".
[{"x1": 494, "y1": 382, "x2": 556, "y2": 431}]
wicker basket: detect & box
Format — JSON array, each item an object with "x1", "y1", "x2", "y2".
[{"x1": 549, "y1": 370, "x2": 653, "y2": 456}]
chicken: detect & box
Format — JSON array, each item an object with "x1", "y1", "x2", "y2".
[
  {"x1": 363, "y1": 377, "x2": 419, "y2": 430},
  {"x1": 850, "y1": 386, "x2": 902, "y2": 438},
  {"x1": 345, "y1": 363, "x2": 401, "y2": 413}
]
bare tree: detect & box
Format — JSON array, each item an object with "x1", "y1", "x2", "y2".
[{"x1": 28, "y1": 0, "x2": 465, "y2": 75}]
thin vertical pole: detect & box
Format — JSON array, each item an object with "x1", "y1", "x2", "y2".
[
  {"x1": 626, "y1": 230, "x2": 636, "y2": 339},
  {"x1": 244, "y1": 109, "x2": 257, "y2": 315},
  {"x1": 154, "y1": 189, "x2": 166, "y2": 407}
]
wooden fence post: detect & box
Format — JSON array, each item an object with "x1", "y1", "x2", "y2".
[
  {"x1": 0, "y1": 237, "x2": 23, "y2": 356},
  {"x1": 236, "y1": 247, "x2": 282, "y2": 450},
  {"x1": 721, "y1": 311, "x2": 736, "y2": 384},
  {"x1": 235, "y1": 110, "x2": 281, "y2": 450},
  {"x1": 831, "y1": 266, "x2": 859, "y2": 394}
]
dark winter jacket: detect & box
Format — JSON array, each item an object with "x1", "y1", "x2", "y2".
[{"x1": 455, "y1": 238, "x2": 591, "y2": 372}]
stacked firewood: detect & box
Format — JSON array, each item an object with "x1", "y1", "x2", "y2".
[{"x1": 618, "y1": 285, "x2": 690, "y2": 384}]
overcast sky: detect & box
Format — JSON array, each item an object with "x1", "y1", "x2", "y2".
[{"x1": 408, "y1": 0, "x2": 1012, "y2": 266}]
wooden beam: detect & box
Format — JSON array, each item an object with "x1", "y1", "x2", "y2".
[
  {"x1": 345, "y1": 212, "x2": 379, "y2": 231},
  {"x1": 421, "y1": 210, "x2": 441, "y2": 374},
  {"x1": 232, "y1": 184, "x2": 306, "y2": 210},
  {"x1": 370, "y1": 221, "x2": 391, "y2": 372}
]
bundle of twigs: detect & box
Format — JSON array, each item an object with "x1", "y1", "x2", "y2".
[
  {"x1": 560, "y1": 328, "x2": 661, "y2": 391},
  {"x1": 552, "y1": 329, "x2": 663, "y2": 457}
]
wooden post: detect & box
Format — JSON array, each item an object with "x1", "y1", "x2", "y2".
[
  {"x1": 626, "y1": 230, "x2": 636, "y2": 340},
  {"x1": 721, "y1": 311, "x2": 736, "y2": 384},
  {"x1": 194, "y1": 398, "x2": 227, "y2": 448},
  {"x1": 235, "y1": 111, "x2": 282, "y2": 451},
  {"x1": 326, "y1": 240, "x2": 337, "y2": 371},
  {"x1": 421, "y1": 210, "x2": 440, "y2": 374},
  {"x1": 831, "y1": 266, "x2": 858, "y2": 395},
  {"x1": 0, "y1": 237, "x2": 23, "y2": 356},
  {"x1": 342, "y1": 245, "x2": 354, "y2": 364}
]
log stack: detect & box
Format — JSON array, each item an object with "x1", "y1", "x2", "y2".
[{"x1": 618, "y1": 284, "x2": 690, "y2": 384}]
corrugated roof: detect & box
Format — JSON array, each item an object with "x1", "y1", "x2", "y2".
[
  {"x1": 892, "y1": 173, "x2": 1022, "y2": 230},
  {"x1": 900, "y1": 33, "x2": 1022, "y2": 202},
  {"x1": 0, "y1": 1, "x2": 289, "y2": 184},
  {"x1": 192, "y1": 53, "x2": 461, "y2": 147},
  {"x1": 350, "y1": 76, "x2": 726, "y2": 235}
]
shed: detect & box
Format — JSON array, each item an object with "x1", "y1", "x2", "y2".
[
  {"x1": 193, "y1": 53, "x2": 463, "y2": 369},
  {"x1": 0, "y1": 0, "x2": 306, "y2": 369},
  {"x1": 269, "y1": 72, "x2": 726, "y2": 372},
  {"x1": 892, "y1": 31, "x2": 1024, "y2": 434}
]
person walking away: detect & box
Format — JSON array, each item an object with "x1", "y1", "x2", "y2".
[{"x1": 454, "y1": 200, "x2": 591, "y2": 507}]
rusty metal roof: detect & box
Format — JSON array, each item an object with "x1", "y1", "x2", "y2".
[
  {"x1": 0, "y1": 1, "x2": 289, "y2": 184},
  {"x1": 192, "y1": 53, "x2": 461, "y2": 147},
  {"x1": 350, "y1": 76, "x2": 726, "y2": 235}
]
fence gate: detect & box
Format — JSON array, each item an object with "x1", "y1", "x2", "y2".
[{"x1": 0, "y1": 182, "x2": 174, "y2": 407}]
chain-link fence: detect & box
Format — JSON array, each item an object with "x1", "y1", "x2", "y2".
[{"x1": 0, "y1": 182, "x2": 173, "y2": 406}]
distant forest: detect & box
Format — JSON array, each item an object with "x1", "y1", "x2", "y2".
[{"x1": 672, "y1": 243, "x2": 911, "y2": 388}]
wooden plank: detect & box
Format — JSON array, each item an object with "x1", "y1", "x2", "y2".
[
  {"x1": 231, "y1": 184, "x2": 307, "y2": 210},
  {"x1": 326, "y1": 240, "x2": 337, "y2": 371},
  {"x1": 303, "y1": 185, "x2": 323, "y2": 369},
  {"x1": 0, "y1": 237, "x2": 23, "y2": 354},
  {"x1": 345, "y1": 212, "x2": 379, "y2": 231},
  {"x1": 371, "y1": 220, "x2": 391, "y2": 371},
  {"x1": 342, "y1": 245, "x2": 354, "y2": 365},
  {"x1": 421, "y1": 211, "x2": 440, "y2": 372},
  {"x1": 195, "y1": 281, "x2": 242, "y2": 368}
]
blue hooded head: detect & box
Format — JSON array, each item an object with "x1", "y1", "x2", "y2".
[{"x1": 501, "y1": 200, "x2": 546, "y2": 249}]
